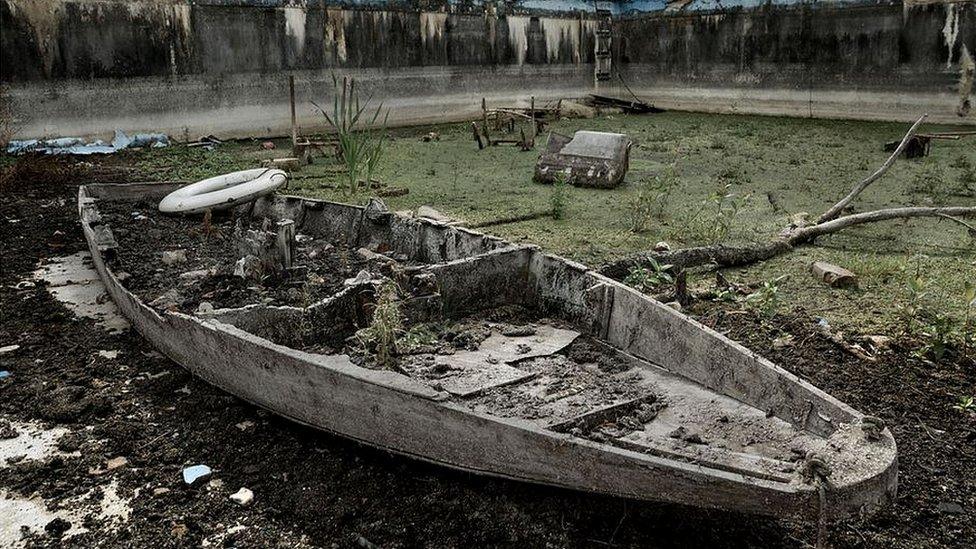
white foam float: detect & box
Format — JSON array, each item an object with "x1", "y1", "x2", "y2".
[{"x1": 158, "y1": 168, "x2": 288, "y2": 215}]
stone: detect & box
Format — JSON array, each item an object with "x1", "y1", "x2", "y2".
[
  {"x1": 149, "y1": 289, "x2": 183, "y2": 311},
  {"x1": 233, "y1": 255, "x2": 262, "y2": 280},
  {"x1": 344, "y1": 269, "x2": 374, "y2": 287},
  {"x1": 665, "y1": 301, "x2": 682, "y2": 312},
  {"x1": 653, "y1": 241, "x2": 671, "y2": 252},
  {"x1": 364, "y1": 197, "x2": 391, "y2": 224},
  {"x1": 152, "y1": 487, "x2": 171, "y2": 496},
  {"x1": 262, "y1": 157, "x2": 302, "y2": 171},
  {"x1": 179, "y1": 269, "x2": 212, "y2": 281},
  {"x1": 0, "y1": 344, "x2": 20, "y2": 354},
  {"x1": 416, "y1": 205, "x2": 453, "y2": 223},
  {"x1": 261, "y1": 141, "x2": 275, "y2": 150},
  {"x1": 937, "y1": 501, "x2": 964, "y2": 514},
  {"x1": 182, "y1": 464, "x2": 212, "y2": 486},
  {"x1": 98, "y1": 350, "x2": 119, "y2": 359},
  {"x1": 229, "y1": 487, "x2": 254, "y2": 506},
  {"x1": 106, "y1": 456, "x2": 128, "y2": 470},
  {"x1": 559, "y1": 100, "x2": 597, "y2": 119},
  {"x1": 196, "y1": 302, "x2": 215, "y2": 315},
  {"x1": 811, "y1": 261, "x2": 857, "y2": 288},
  {"x1": 772, "y1": 335, "x2": 795, "y2": 349},
  {"x1": 161, "y1": 250, "x2": 188, "y2": 265}
]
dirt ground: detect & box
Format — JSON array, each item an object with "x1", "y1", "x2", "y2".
[
  {"x1": 2, "y1": 169, "x2": 975, "y2": 549},
  {"x1": 1, "y1": 121, "x2": 974, "y2": 548}
]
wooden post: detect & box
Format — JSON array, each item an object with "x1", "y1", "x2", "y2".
[
  {"x1": 289, "y1": 75, "x2": 298, "y2": 150},
  {"x1": 530, "y1": 96, "x2": 536, "y2": 140},
  {"x1": 277, "y1": 219, "x2": 295, "y2": 270},
  {"x1": 482, "y1": 97, "x2": 490, "y2": 144}
]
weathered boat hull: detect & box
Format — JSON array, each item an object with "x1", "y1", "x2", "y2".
[{"x1": 78, "y1": 183, "x2": 897, "y2": 521}]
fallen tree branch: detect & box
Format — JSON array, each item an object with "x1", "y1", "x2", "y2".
[
  {"x1": 599, "y1": 115, "x2": 976, "y2": 279},
  {"x1": 600, "y1": 207, "x2": 976, "y2": 278},
  {"x1": 817, "y1": 114, "x2": 927, "y2": 224},
  {"x1": 936, "y1": 213, "x2": 976, "y2": 235}
]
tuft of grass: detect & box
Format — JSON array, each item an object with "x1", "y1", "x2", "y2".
[
  {"x1": 745, "y1": 276, "x2": 787, "y2": 319},
  {"x1": 624, "y1": 259, "x2": 674, "y2": 293},
  {"x1": 357, "y1": 280, "x2": 403, "y2": 368},
  {"x1": 550, "y1": 172, "x2": 567, "y2": 220},
  {"x1": 314, "y1": 74, "x2": 389, "y2": 195}
]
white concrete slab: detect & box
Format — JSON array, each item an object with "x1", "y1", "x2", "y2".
[{"x1": 32, "y1": 253, "x2": 130, "y2": 334}]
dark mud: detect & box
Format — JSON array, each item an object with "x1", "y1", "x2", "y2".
[
  {"x1": 1, "y1": 170, "x2": 973, "y2": 548},
  {"x1": 98, "y1": 200, "x2": 370, "y2": 313}
]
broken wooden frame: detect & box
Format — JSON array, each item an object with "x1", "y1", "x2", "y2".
[
  {"x1": 78, "y1": 183, "x2": 897, "y2": 521},
  {"x1": 473, "y1": 96, "x2": 558, "y2": 150}
]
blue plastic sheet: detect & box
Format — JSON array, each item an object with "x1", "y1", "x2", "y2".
[{"x1": 6, "y1": 130, "x2": 169, "y2": 155}]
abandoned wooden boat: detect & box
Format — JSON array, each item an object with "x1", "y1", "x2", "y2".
[{"x1": 78, "y1": 182, "x2": 897, "y2": 521}]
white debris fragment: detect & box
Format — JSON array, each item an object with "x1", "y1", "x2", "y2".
[
  {"x1": 98, "y1": 350, "x2": 119, "y2": 359},
  {"x1": 161, "y1": 250, "x2": 188, "y2": 265},
  {"x1": 229, "y1": 487, "x2": 254, "y2": 506},
  {"x1": 0, "y1": 345, "x2": 20, "y2": 354},
  {"x1": 182, "y1": 464, "x2": 212, "y2": 486}
]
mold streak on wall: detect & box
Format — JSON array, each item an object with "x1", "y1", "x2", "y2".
[
  {"x1": 2, "y1": 0, "x2": 974, "y2": 139},
  {"x1": 507, "y1": 15, "x2": 532, "y2": 65}
]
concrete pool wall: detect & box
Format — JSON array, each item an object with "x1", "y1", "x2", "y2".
[{"x1": 1, "y1": 0, "x2": 973, "y2": 141}]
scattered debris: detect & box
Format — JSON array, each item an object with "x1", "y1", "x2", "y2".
[
  {"x1": 421, "y1": 132, "x2": 440, "y2": 142},
  {"x1": 534, "y1": 131, "x2": 633, "y2": 189},
  {"x1": 98, "y1": 350, "x2": 119, "y2": 359},
  {"x1": 587, "y1": 94, "x2": 663, "y2": 115},
  {"x1": 0, "y1": 344, "x2": 19, "y2": 354},
  {"x1": 6, "y1": 130, "x2": 169, "y2": 156},
  {"x1": 149, "y1": 288, "x2": 184, "y2": 311},
  {"x1": 772, "y1": 335, "x2": 795, "y2": 349},
  {"x1": 182, "y1": 464, "x2": 213, "y2": 486},
  {"x1": 653, "y1": 241, "x2": 671, "y2": 252},
  {"x1": 375, "y1": 186, "x2": 409, "y2": 198},
  {"x1": 811, "y1": 261, "x2": 857, "y2": 288},
  {"x1": 161, "y1": 249, "x2": 188, "y2": 265},
  {"x1": 0, "y1": 371, "x2": 9, "y2": 380},
  {"x1": 229, "y1": 487, "x2": 254, "y2": 506},
  {"x1": 261, "y1": 141, "x2": 276, "y2": 150},
  {"x1": 0, "y1": 421, "x2": 17, "y2": 440},
  {"x1": 416, "y1": 205, "x2": 455, "y2": 224},
  {"x1": 262, "y1": 157, "x2": 303, "y2": 171}
]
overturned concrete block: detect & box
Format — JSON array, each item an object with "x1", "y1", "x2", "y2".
[
  {"x1": 811, "y1": 261, "x2": 857, "y2": 288},
  {"x1": 534, "y1": 131, "x2": 632, "y2": 189}
]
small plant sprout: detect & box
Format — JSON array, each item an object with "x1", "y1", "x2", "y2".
[
  {"x1": 551, "y1": 171, "x2": 568, "y2": 220},
  {"x1": 630, "y1": 160, "x2": 679, "y2": 233},
  {"x1": 953, "y1": 395, "x2": 975, "y2": 415},
  {"x1": 357, "y1": 280, "x2": 403, "y2": 368},
  {"x1": 745, "y1": 276, "x2": 788, "y2": 319},
  {"x1": 624, "y1": 258, "x2": 675, "y2": 293}
]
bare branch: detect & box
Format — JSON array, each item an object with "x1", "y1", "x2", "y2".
[
  {"x1": 817, "y1": 114, "x2": 928, "y2": 224},
  {"x1": 796, "y1": 206, "x2": 976, "y2": 243},
  {"x1": 600, "y1": 206, "x2": 976, "y2": 277}
]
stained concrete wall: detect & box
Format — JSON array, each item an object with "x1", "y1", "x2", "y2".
[
  {"x1": 2, "y1": 0, "x2": 974, "y2": 140},
  {"x1": 1, "y1": 0, "x2": 599, "y2": 139},
  {"x1": 608, "y1": 1, "x2": 976, "y2": 124}
]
